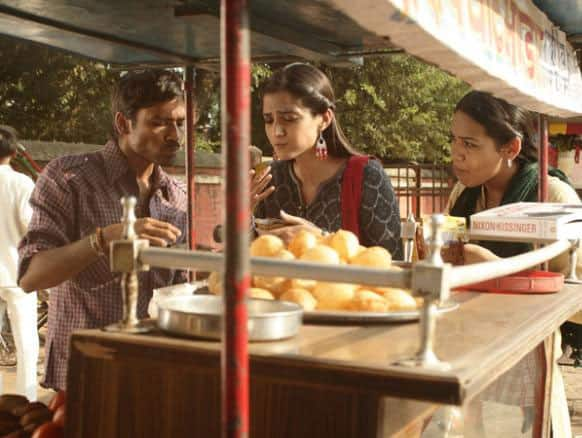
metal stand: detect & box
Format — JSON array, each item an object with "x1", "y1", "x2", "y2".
[
  {"x1": 104, "y1": 197, "x2": 152, "y2": 333},
  {"x1": 395, "y1": 214, "x2": 451, "y2": 370},
  {"x1": 565, "y1": 239, "x2": 582, "y2": 284},
  {"x1": 402, "y1": 212, "x2": 417, "y2": 263}
]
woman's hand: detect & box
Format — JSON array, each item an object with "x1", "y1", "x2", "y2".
[
  {"x1": 257, "y1": 210, "x2": 322, "y2": 244},
  {"x1": 250, "y1": 166, "x2": 275, "y2": 211},
  {"x1": 462, "y1": 243, "x2": 499, "y2": 264}
]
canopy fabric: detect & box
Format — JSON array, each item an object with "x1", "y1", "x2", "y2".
[
  {"x1": 532, "y1": 0, "x2": 582, "y2": 46},
  {"x1": 0, "y1": 0, "x2": 397, "y2": 67},
  {"x1": 549, "y1": 123, "x2": 582, "y2": 136},
  {"x1": 331, "y1": 0, "x2": 582, "y2": 118},
  {"x1": 0, "y1": 0, "x2": 580, "y2": 117}
]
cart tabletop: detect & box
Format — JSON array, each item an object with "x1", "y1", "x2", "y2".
[{"x1": 70, "y1": 283, "x2": 582, "y2": 405}]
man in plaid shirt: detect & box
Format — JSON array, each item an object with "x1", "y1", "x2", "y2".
[{"x1": 18, "y1": 70, "x2": 190, "y2": 390}]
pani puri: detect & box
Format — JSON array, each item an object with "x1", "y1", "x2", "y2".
[
  {"x1": 313, "y1": 282, "x2": 357, "y2": 310},
  {"x1": 349, "y1": 289, "x2": 390, "y2": 312},
  {"x1": 207, "y1": 271, "x2": 222, "y2": 295},
  {"x1": 289, "y1": 278, "x2": 317, "y2": 291},
  {"x1": 349, "y1": 245, "x2": 367, "y2": 262},
  {"x1": 319, "y1": 232, "x2": 335, "y2": 246},
  {"x1": 250, "y1": 288, "x2": 275, "y2": 300},
  {"x1": 329, "y1": 230, "x2": 360, "y2": 261},
  {"x1": 349, "y1": 246, "x2": 392, "y2": 268},
  {"x1": 253, "y1": 277, "x2": 293, "y2": 297},
  {"x1": 250, "y1": 234, "x2": 285, "y2": 257},
  {"x1": 288, "y1": 230, "x2": 318, "y2": 257},
  {"x1": 279, "y1": 288, "x2": 317, "y2": 311},
  {"x1": 300, "y1": 244, "x2": 340, "y2": 265},
  {"x1": 252, "y1": 249, "x2": 295, "y2": 296},
  {"x1": 377, "y1": 287, "x2": 417, "y2": 311}
]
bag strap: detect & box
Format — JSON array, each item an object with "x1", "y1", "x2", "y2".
[{"x1": 341, "y1": 155, "x2": 370, "y2": 238}]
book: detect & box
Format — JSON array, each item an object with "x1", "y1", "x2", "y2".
[{"x1": 469, "y1": 202, "x2": 582, "y2": 242}]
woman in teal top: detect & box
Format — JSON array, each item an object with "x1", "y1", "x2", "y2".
[{"x1": 445, "y1": 90, "x2": 580, "y2": 437}]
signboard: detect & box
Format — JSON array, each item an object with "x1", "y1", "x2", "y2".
[
  {"x1": 550, "y1": 123, "x2": 582, "y2": 135},
  {"x1": 333, "y1": 0, "x2": 582, "y2": 117}
]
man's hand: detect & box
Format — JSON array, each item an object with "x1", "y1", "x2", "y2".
[
  {"x1": 250, "y1": 166, "x2": 275, "y2": 211},
  {"x1": 257, "y1": 210, "x2": 322, "y2": 245},
  {"x1": 19, "y1": 217, "x2": 183, "y2": 292},
  {"x1": 102, "y1": 218, "x2": 182, "y2": 248}
]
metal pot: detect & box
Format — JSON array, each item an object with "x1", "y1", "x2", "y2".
[{"x1": 157, "y1": 295, "x2": 303, "y2": 342}]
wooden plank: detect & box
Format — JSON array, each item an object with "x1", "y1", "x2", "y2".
[
  {"x1": 66, "y1": 285, "x2": 582, "y2": 437},
  {"x1": 68, "y1": 285, "x2": 582, "y2": 404},
  {"x1": 67, "y1": 343, "x2": 382, "y2": 438},
  {"x1": 533, "y1": 335, "x2": 555, "y2": 438}
]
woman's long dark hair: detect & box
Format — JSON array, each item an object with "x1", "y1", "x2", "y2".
[
  {"x1": 455, "y1": 91, "x2": 538, "y2": 163},
  {"x1": 260, "y1": 63, "x2": 359, "y2": 158}
]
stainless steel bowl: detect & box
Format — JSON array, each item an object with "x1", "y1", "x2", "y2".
[{"x1": 157, "y1": 295, "x2": 303, "y2": 341}]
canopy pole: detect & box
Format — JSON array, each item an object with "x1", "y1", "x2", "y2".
[
  {"x1": 221, "y1": 0, "x2": 251, "y2": 437},
  {"x1": 184, "y1": 66, "x2": 196, "y2": 254},
  {"x1": 538, "y1": 114, "x2": 548, "y2": 202}
]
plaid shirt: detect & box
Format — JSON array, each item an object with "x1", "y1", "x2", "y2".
[{"x1": 18, "y1": 141, "x2": 188, "y2": 390}]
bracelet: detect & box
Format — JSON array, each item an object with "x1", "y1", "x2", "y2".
[
  {"x1": 96, "y1": 227, "x2": 106, "y2": 253},
  {"x1": 88, "y1": 228, "x2": 105, "y2": 256}
]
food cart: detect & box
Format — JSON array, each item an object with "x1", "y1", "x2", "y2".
[{"x1": 0, "y1": 1, "x2": 581, "y2": 437}]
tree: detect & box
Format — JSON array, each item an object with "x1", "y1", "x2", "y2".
[
  {"x1": 0, "y1": 35, "x2": 468, "y2": 162},
  {"x1": 323, "y1": 55, "x2": 469, "y2": 163},
  {"x1": 250, "y1": 56, "x2": 468, "y2": 163},
  {"x1": 0, "y1": 36, "x2": 221, "y2": 147},
  {"x1": 0, "y1": 38, "x2": 118, "y2": 143}
]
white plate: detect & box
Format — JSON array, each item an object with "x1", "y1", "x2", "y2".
[{"x1": 302, "y1": 300, "x2": 458, "y2": 324}]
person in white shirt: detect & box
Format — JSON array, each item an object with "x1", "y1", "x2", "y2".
[{"x1": 0, "y1": 126, "x2": 38, "y2": 400}]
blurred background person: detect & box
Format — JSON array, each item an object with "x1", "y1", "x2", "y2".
[{"x1": 0, "y1": 125, "x2": 39, "y2": 400}]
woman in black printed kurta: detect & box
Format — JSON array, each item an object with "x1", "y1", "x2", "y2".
[{"x1": 252, "y1": 63, "x2": 402, "y2": 259}]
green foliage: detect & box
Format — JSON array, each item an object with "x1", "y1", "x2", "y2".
[
  {"x1": 193, "y1": 68, "x2": 220, "y2": 147},
  {"x1": 0, "y1": 37, "x2": 223, "y2": 151},
  {"x1": 0, "y1": 38, "x2": 118, "y2": 143},
  {"x1": 251, "y1": 64, "x2": 272, "y2": 91},
  {"x1": 249, "y1": 56, "x2": 468, "y2": 163},
  {"x1": 0, "y1": 36, "x2": 467, "y2": 162},
  {"x1": 194, "y1": 135, "x2": 220, "y2": 152},
  {"x1": 550, "y1": 134, "x2": 579, "y2": 152},
  {"x1": 320, "y1": 55, "x2": 469, "y2": 162}
]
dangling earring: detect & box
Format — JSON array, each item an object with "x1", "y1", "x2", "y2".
[
  {"x1": 315, "y1": 132, "x2": 328, "y2": 160},
  {"x1": 507, "y1": 158, "x2": 513, "y2": 168}
]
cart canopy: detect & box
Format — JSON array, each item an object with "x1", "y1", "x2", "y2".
[{"x1": 0, "y1": 0, "x2": 581, "y2": 116}]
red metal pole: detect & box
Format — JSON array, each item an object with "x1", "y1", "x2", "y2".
[
  {"x1": 538, "y1": 114, "x2": 548, "y2": 202},
  {"x1": 185, "y1": 66, "x2": 196, "y2": 252},
  {"x1": 221, "y1": 0, "x2": 250, "y2": 437}
]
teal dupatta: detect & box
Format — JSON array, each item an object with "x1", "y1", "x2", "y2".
[{"x1": 449, "y1": 162, "x2": 571, "y2": 257}]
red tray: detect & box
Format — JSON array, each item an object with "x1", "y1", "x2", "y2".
[{"x1": 454, "y1": 270, "x2": 564, "y2": 294}]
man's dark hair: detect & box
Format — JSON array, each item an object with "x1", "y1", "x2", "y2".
[
  {"x1": 111, "y1": 69, "x2": 185, "y2": 139},
  {"x1": 0, "y1": 125, "x2": 18, "y2": 159}
]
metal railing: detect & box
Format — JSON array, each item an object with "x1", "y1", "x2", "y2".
[{"x1": 384, "y1": 161, "x2": 454, "y2": 218}]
